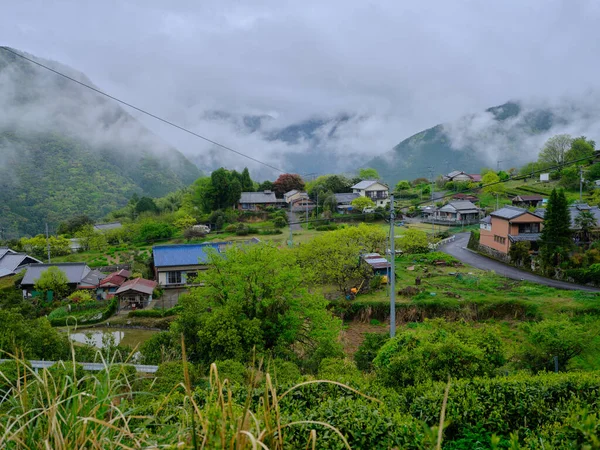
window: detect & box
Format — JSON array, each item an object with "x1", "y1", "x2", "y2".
[
  {"x1": 493, "y1": 235, "x2": 506, "y2": 245},
  {"x1": 518, "y1": 223, "x2": 540, "y2": 233},
  {"x1": 167, "y1": 271, "x2": 181, "y2": 285},
  {"x1": 186, "y1": 272, "x2": 198, "y2": 283}
]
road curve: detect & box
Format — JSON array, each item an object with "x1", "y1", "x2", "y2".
[{"x1": 440, "y1": 233, "x2": 600, "y2": 292}]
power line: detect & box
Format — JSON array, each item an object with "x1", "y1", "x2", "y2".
[{"x1": 0, "y1": 47, "x2": 287, "y2": 174}]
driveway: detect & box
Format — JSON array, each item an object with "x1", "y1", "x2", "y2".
[
  {"x1": 440, "y1": 233, "x2": 600, "y2": 292},
  {"x1": 287, "y1": 210, "x2": 302, "y2": 231}
]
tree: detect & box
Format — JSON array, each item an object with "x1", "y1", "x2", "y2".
[
  {"x1": 482, "y1": 171, "x2": 505, "y2": 194},
  {"x1": 295, "y1": 224, "x2": 387, "y2": 295},
  {"x1": 559, "y1": 165, "x2": 581, "y2": 190},
  {"x1": 508, "y1": 241, "x2": 531, "y2": 267},
  {"x1": 539, "y1": 134, "x2": 573, "y2": 167},
  {"x1": 240, "y1": 167, "x2": 254, "y2": 191},
  {"x1": 539, "y1": 189, "x2": 572, "y2": 270},
  {"x1": 74, "y1": 225, "x2": 107, "y2": 251},
  {"x1": 395, "y1": 180, "x2": 411, "y2": 191},
  {"x1": 397, "y1": 228, "x2": 429, "y2": 253},
  {"x1": 575, "y1": 210, "x2": 597, "y2": 244},
  {"x1": 358, "y1": 168, "x2": 380, "y2": 180},
  {"x1": 272, "y1": 173, "x2": 305, "y2": 196},
  {"x1": 135, "y1": 197, "x2": 159, "y2": 215},
  {"x1": 137, "y1": 221, "x2": 175, "y2": 243},
  {"x1": 587, "y1": 163, "x2": 600, "y2": 182},
  {"x1": 20, "y1": 235, "x2": 70, "y2": 259},
  {"x1": 257, "y1": 180, "x2": 274, "y2": 191},
  {"x1": 173, "y1": 215, "x2": 197, "y2": 231},
  {"x1": 172, "y1": 244, "x2": 342, "y2": 365},
  {"x1": 411, "y1": 177, "x2": 429, "y2": 186},
  {"x1": 565, "y1": 136, "x2": 595, "y2": 164},
  {"x1": 34, "y1": 266, "x2": 70, "y2": 300},
  {"x1": 57, "y1": 215, "x2": 94, "y2": 236},
  {"x1": 351, "y1": 196, "x2": 376, "y2": 211}
]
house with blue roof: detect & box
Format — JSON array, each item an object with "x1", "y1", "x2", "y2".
[{"x1": 152, "y1": 239, "x2": 260, "y2": 287}]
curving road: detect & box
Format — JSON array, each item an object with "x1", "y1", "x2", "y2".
[{"x1": 440, "y1": 233, "x2": 600, "y2": 292}]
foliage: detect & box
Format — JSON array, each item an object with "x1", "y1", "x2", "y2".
[
  {"x1": 358, "y1": 168, "x2": 380, "y2": 180},
  {"x1": 172, "y1": 243, "x2": 342, "y2": 367},
  {"x1": 20, "y1": 234, "x2": 70, "y2": 259},
  {"x1": 575, "y1": 209, "x2": 597, "y2": 244},
  {"x1": 57, "y1": 215, "x2": 94, "y2": 236},
  {"x1": 34, "y1": 266, "x2": 70, "y2": 300},
  {"x1": 351, "y1": 196, "x2": 375, "y2": 211},
  {"x1": 374, "y1": 321, "x2": 505, "y2": 386},
  {"x1": 355, "y1": 333, "x2": 389, "y2": 372},
  {"x1": 467, "y1": 230, "x2": 480, "y2": 251},
  {"x1": 508, "y1": 241, "x2": 531, "y2": 267},
  {"x1": 136, "y1": 221, "x2": 175, "y2": 243},
  {"x1": 397, "y1": 228, "x2": 429, "y2": 254},
  {"x1": 74, "y1": 225, "x2": 107, "y2": 251},
  {"x1": 520, "y1": 318, "x2": 590, "y2": 372},
  {"x1": 189, "y1": 168, "x2": 252, "y2": 213},
  {"x1": 173, "y1": 214, "x2": 196, "y2": 230},
  {"x1": 272, "y1": 173, "x2": 305, "y2": 196},
  {"x1": 539, "y1": 189, "x2": 572, "y2": 271},
  {"x1": 395, "y1": 180, "x2": 411, "y2": 191},
  {"x1": 481, "y1": 171, "x2": 505, "y2": 194},
  {"x1": 558, "y1": 164, "x2": 581, "y2": 189},
  {"x1": 565, "y1": 135, "x2": 595, "y2": 164},
  {"x1": 135, "y1": 196, "x2": 159, "y2": 215},
  {"x1": 295, "y1": 224, "x2": 387, "y2": 295},
  {"x1": 587, "y1": 162, "x2": 600, "y2": 181},
  {"x1": 539, "y1": 134, "x2": 573, "y2": 166},
  {"x1": 67, "y1": 290, "x2": 94, "y2": 304},
  {"x1": 215, "y1": 359, "x2": 247, "y2": 385}
]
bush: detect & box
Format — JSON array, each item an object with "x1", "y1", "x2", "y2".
[
  {"x1": 315, "y1": 224, "x2": 338, "y2": 231},
  {"x1": 267, "y1": 359, "x2": 301, "y2": 385},
  {"x1": 374, "y1": 322, "x2": 505, "y2": 387},
  {"x1": 128, "y1": 305, "x2": 181, "y2": 318},
  {"x1": 0, "y1": 360, "x2": 31, "y2": 395},
  {"x1": 273, "y1": 216, "x2": 287, "y2": 228},
  {"x1": 153, "y1": 361, "x2": 200, "y2": 393},
  {"x1": 235, "y1": 224, "x2": 249, "y2": 236},
  {"x1": 318, "y1": 358, "x2": 363, "y2": 384},
  {"x1": 214, "y1": 360, "x2": 247, "y2": 386},
  {"x1": 258, "y1": 229, "x2": 283, "y2": 235},
  {"x1": 355, "y1": 333, "x2": 389, "y2": 372},
  {"x1": 224, "y1": 224, "x2": 237, "y2": 232}
]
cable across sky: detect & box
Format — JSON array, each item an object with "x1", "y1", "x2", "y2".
[{"x1": 0, "y1": 47, "x2": 287, "y2": 174}]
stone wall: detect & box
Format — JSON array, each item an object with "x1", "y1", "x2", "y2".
[{"x1": 478, "y1": 244, "x2": 510, "y2": 263}]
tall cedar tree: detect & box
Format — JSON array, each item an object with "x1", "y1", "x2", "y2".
[{"x1": 539, "y1": 188, "x2": 572, "y2": 269}]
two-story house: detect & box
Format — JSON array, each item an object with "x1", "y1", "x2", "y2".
[
  {"x1": 479, "y1": 206, "x2": 544, "y2": 258},
  {"x1": 351, "y1": 180, "x2": 389, "y2": 207}
]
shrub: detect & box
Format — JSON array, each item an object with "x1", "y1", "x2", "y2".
[
  {"x1": 214, "y1": 359, "x2": 247, "y2": 386},
  {"x1": 273, "y1": 216, "x2": 287, "y2": 228},
  {"x1": 153, "y1": 361, "x2": 200, "y2": 393},
  {"x1": 315, "y1": 224, "x2": 338, "y2": 231},
  {"x1": 235, "y1": 224, "x2": 249, "y2": 236},
  {"x1": 397, "y1": 229, "x2": 429, "y2": 254},
  {"x1": 318, "y1": 358, "x2": 363, "y2": 384},
  {"x1": 268, "y1": 359, "x2": 301, "y2": 385},
  {"x1": 355, "y1": 333, "x2": 389, "y2": 372}
]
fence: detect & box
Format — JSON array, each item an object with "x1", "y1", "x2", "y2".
[
  {"x1": 429, "y1": 235, "x2": 456, "y2": 250},
  {"x1": 422, "y1": 218, "x2": 481, "y2": 226},
  {"x1": 0, "y1": 359, "x2": 158, "y2": 373}
]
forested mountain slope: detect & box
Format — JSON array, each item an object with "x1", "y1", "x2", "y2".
[{"x1": 0, "y1": 48, "x2": 200, "y2": 238}]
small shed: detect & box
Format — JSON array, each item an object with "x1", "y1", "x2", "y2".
[
  {"x1": 361, "y1": 253, "x2": 392, "y2": 276},
  {"x1": 115, "y1": 278, "x2": 157, "y2": 311}
]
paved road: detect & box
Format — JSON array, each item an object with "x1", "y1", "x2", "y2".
[{"x1": 440, "y1": 233, "x2": 600, "y2": 292}]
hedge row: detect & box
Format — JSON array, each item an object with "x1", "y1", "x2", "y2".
[
  {"x1": 128, "y1": 305, "x2": 182, "y2": 318},
  {"x1": 49, "y1": 299, "x2": 118, "y2": 327}
]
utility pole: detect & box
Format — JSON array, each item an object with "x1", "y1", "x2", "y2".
[
  {"x1": 580, "y1": 166, "x2": 584, "y2": 203},
  {"x1": 429, "y1": 167, "x2": 435, "y2": 237},
  {"x1": 496, "y1": 193, "x2": 499, "y2": 210},
  {"x1": 497, "y1": 160, "x2": 503, "y2": 172},
  {"x1": 389, "y1": 194, "x2": 396, "y2": 338},
  {"x1": 45, "y1": 223, "x2": 51, "y2": 263},
  {"x1": 287, "y1": 201, "x2": 293, "y2": 247}
]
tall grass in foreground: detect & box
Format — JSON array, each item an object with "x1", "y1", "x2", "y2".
[{"x1": 0, "y1": 341, "x2": 443, "y2": 449}]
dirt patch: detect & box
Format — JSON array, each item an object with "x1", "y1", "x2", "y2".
[{"x1": 341, "y1": 321, "x2": 388, "y2": 356}]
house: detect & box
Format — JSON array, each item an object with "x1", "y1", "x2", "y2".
[
  {"x1": 93, "y1": 222, "x2": 122, "y2": 233},
  {"x1": 284, "y1": 190, "x2": 309, "y2": 204},
  {"x1": 333, "y1": 193, "x2": 360, "y2": 213},
  {"x1": 443, "y1": 171, "x2": 482, "y2": 183},
  {"x1": 290, "y1": 196, "x2": 315, "y2": 212},
  {"x1": 432, "y1": 201, "x2": 480, "y2": 224},
  {"x1": 479, "y1": 206, "x2": 544, "y2": 257},
  {"x1": 20, "y1": 263, "x2": 104, "y2": 299},
  {"x1": 361, "y1": 253, "x2": 392, "y2": 277},
  {"x1": 153, "y1": 239, "x2": 260, "y2": 287},
  {"x1": 351, "y1": 180, "x2": 390, "y2": 207},
  {"x1": 512, "y1": 195, "x2": 544, "y2": 208},
  {"x1": 98, "y1": 269, "x2": 131, "y2": 299},
  {"x1": 115, "y1": 278, "x2": 157, "y2": 311},
  {"x1": 420, "y1": 205, "x2": 436, "y2": 220},
  {"x1": 536, "y1": 203, "x2": 600, "y2": 233},
  {"x1": 0, "y1": 248, "x2": 42, "y2": 279},
  {"x1": 452, "y1": 193, "x2": 479, "y2": 202},
  {"x1": 238, "y1": 191, "x2": 286, "y2": 211}
]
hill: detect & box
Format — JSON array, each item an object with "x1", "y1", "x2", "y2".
[
  {"x1": 368, "y1": 101, "x2": 567, "y2": 183},
  {"x1": 0, "y1": 48, "x2": 201, "y2": 238}
]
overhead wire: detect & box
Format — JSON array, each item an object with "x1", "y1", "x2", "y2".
[{"x1": 0, "y1": 46, "x2": 287, "y2": 173}]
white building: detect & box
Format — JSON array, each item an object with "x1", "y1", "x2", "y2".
[{"x1": 351, "y1": 180, "x2": 390, "y2": 207}]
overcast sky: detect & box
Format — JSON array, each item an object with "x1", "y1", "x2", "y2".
[{"x1": 3, "y1": 0, "x2": 600, "y2": 174}]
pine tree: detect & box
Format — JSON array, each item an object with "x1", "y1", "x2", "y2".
[{"x1": 241, "y1": 168, "x2": 254, "y2": 191}]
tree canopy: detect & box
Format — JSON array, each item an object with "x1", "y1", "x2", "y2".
[
  {"x1": 539, "y1": 134, "x2": 573, "y2": 167},
  {"x1": 351, "y1": 196, "x2": 375, "y2": 211},
  {"x1": 358, "y1": 168, "x2": 380, "y2": 180},
  {"x1": 272, "y1": 174, "x2": 305, "y2": 196},
  {"x1": 34, "y1": 266, "x2": 69, "y2": 300},
  {"x1": 539, "y1": 188, "x2": 572, "y2": 271}
]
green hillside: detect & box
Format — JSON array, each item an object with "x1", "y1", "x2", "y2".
[
  {"x1": 369, "y1": 101, "x2": 563, "y2": 183},
  {"x1": 0, "y1": 48, "x2": 201, "y2": 237}
]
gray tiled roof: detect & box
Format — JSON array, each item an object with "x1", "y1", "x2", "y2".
[
  {"x1": 480, "y1": 216, "x2": 491, "y2": 224},
  {"x1": 94, "y1": 222, "x2": 122, "y2": 232},
  {"x1": 352, "y1": 180, "x2": 383, "y2": 190},
  {"x1": 490, "y1": 206, "x2": 530, "y2": 220},
  {"x1": 509, "y1": 233, "x2": 541, "y2": 242},
  {"x1": 439, "y1": 201, "x2": 479, "y2": 213},
  {"x1": 21, "y1": 263, "x2": 91, "y2": 286},
  {"x1": 334, "y1": 193, "x2": 360, "y2": 204},
  {"x1": 239, "y1": 191, "x2": 281, "y2": 204}
]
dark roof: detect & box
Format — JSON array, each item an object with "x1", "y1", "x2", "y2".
[
  {"x1": 153, "y1": 239, "x2": 260, "y2": 268},
  {"x1": 334, "y1": 193, "x2": 360, "y2": 204},
  {"x1": 490, "y1": 206, "x2": 531, "y2": 220},
  {"x1": 21, "y1": 263, "x2": 91, "y2": 286},
  {"x1": 78, "y1": 270, "x2": 106, "y2": 288},
  {"x1": 513, "y1": 195, "x2": 544, "y2": 202},
  {"x1": 116, "y1": 278, "x2": 157, "y2": 296},
  {"x1": 352, "y1": 180, "x2": 387, "y2": 190},
  {"x1": 94, "y1": 222, "x2": 122, "y2": 232},
  {"x1": 509, "y1": 234, "x2": 541, "y2": 242},
  {"x1": 453, "y1": 193, "x2": 478, "y2": 200},
  {"x1": 239, "y1": 191, "x2": 281, "y2": 204},
  {"x1": 361, "y1": 253, "x2": 391, "y2": 270},
  {"x1": 0, "y1": 253, "x2": 41, "y2": 274},
  {"x1": 438, "y1": 201, "x2": 479, "y2": 213},
  {"x1": 480, "y1": 216, "x2": 491, "y2": 224},
  {"x1": 99, "y1": 272, "x2": 128, "y2": 287}
]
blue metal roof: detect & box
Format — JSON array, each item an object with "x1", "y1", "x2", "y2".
[
  {"x1": 153, "y1": 243, "x2": 227, "y2": 267},
  {"x1": 153, "y1": 239, "x2": 260, "y2": 268}
]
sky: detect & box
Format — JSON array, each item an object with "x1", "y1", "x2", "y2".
[{"x1": 3, "y1": 0, "x2": 600, "y2": 177}]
